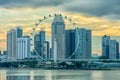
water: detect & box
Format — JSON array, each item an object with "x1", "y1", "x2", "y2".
[{"x1": 0, "y1": 69, "x2": 120, "y2": 80}]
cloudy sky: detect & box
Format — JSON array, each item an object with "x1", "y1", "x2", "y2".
[{"x1": 0, "y1": 0, "x2": 120, "y2": 55}]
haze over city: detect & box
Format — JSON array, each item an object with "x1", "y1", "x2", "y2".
[{"x1": 0, "y1": 0, "x2": 120, "y2": 55}]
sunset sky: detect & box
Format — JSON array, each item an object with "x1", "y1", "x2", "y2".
[{"x1": 0, "y1": 0, "x2": 120, "y2": 55}]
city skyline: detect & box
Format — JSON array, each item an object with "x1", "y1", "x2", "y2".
[
  {"x1": 0, "y1": 0, "x2": 120, "y2": 55},
  {"x1": 5, "y1": 22, "x2": 119, "y2": 60}
]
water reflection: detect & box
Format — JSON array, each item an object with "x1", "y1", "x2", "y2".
[
  {"x1": 5, "y1": 70, "x2": 54, "y2": 80},
  {"x1": 7, "y1": 76, "x2": 30, "y2": 80},
  {"x1": 0, "y1": 69, "x2": 119, "y2": 80},
  {"x1": 91, "y1": 71, "x2": 104, "y2": 80},
  {"x1": 6, "y1": 70, "x2": 30, "y2": 80},
  {"x1": 0, "y1": 70, "x2": 6, "y2": 80}
]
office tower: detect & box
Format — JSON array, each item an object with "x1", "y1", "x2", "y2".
[
  {"x1": 109, "y1": 40, "x2": 119, "y2": 59},
  {"x1": 116, "y1": 42, "x2": 119, "y2": 59},
  {"x1": 86, "y1": 29, "x2": 92, "y2": 59},
  {"x1": 16, "y1": 27, "x2": 23, "y2": 38},
  {"x1": 39, "y1": 30, "x2": 46, "y2": 57},
  {"x1": 102, "y1": 35, "x2": 110, "y2": 59},
  {"x1": 39, "y1": 31, "x2": 45, "y2": 43},
  {"x1": 52, "y1": 14, "x2": 66, "y2": 61},
  {"x1": 17, "y1": 36, "x2": 31, "y2": 59},
  {"x1": 34, "y1": 30, "x2": 46, "y2": 57},
  {"x1": 65, "y1": 29, "x2": 75, "y2": 59},
  {"x1": 43, "y1": 41, "x2": 50, "y2": 59},
  {"x1": 7, "y1": 29, "x2": 17, "y2": 61},
  {"x1": 34, "y1": 34, "x2": 41, "y2": 56},
  {"x1": 75, "y1": 28, "x2": 91, "y2": 59}
]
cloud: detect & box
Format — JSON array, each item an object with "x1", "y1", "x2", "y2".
[
  {"x1": 62, "y1": 0, "x2": 120, "y2": 19},
  {"x1": 1, "y1": 0, "x2": 120, "y2": 20},
  {"x1": 0, "y1": 39, "x2": 6, "y2": 42},
  {"x1": 0, "y1": 0, "x2": 66, "y2": 8}
]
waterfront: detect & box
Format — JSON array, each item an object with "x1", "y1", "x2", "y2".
[{"x1": 0, "y1": 69, "x2": 120, "y2": 80}]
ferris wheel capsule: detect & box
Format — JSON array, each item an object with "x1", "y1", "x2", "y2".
[
  {"x1": 33, "y1": 28, "x2": 35, "y2": 30},
  {"x1": 35, "y1": 23, "x2": 38, "y2": 26},
  {"x1": 65, "y1": 16, "x2": 67, "y2": 19},
  {"x1": 39, "y1": 19, "x2": 42, "y2": 22},
  {"x1": 69, "y1": 19, "x2": 72, "y2": 21},
  {"x1": 49, "y1": 14, "x2": 51, "y2": 17},
  {"x1": 44, "y1": 16, "x2": 46, "y2": 19},
  {"x1": 73, "y1": 23, "x2": 76, "y2": 25},
  {"x1": 31, "y1": 33, "x2": 33, "y2": 35}
]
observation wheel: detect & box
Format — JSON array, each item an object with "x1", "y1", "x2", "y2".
[{"x1": 29, "y1": 14, "x2": 80, "y2": 62}]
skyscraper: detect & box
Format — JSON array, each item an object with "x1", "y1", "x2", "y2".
[
  {"x1": 39, "y1": 31, "x2": 45, "y2": 43},
  {"x1": 7, "y1": 29, "x2": 17, "y2": 61},
  {"x1": 34, "y1": 30, "x2": 46, "y2": 58},
  {"x1": 39, "y1": 30, "x2": 46, "y2": 57},
  {"x1": 102, "y1": 35, "x2": 110, "y2": 59},
  {"x1": 102, "y1": 35, "x2": 119, "y2": 59},
  {"x1": 65, "y1": 29, "x2": 75, "y2": 59},
  {"x1": 75, "y1": 28, "x2": 91, "y2": 59},
  {"x1": 17, "y1": 36, "x2": 31, "y2": 60},
  {"x1": 109, "y1": 40, "x2": 119, "y2": 59},
  {"x1": 16, "y1": 27, "x2": 23, "y2": 38},
  {"x1": 43, "y1": 41, "x2": 50, "y2": 60},
  {"x1": 116, "y1": 42, "x2": 119, "y2": 59},
  {"x1": 34, "y1": 34, "x2": 41, "y2": 56},
  {"x1": 52, "y1": 14, "x2": 66, "y2": 61}
]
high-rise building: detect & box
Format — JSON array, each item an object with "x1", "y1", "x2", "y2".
[
  {"x1": 52, "y1": 14, "x2": 66, "y2": 61},
  {"x1": 116, "y1": 42, "x2": 119, "y2": 59},
  {"x1": 43, "y1": 41, "x2": 50, "y2": 59},
  {"x1": 65, "y1": 29, "x2": 75, "y2": 59},
  {"x1": 7, "y1": 29, "x2": 17, "y2": 61},
  {"x1": 75, "y1": 28, "x2": 91, "y2": 59},
  {"x1": 86, "y1": 29, "x2": 92, "y2": 59},
  {"x1": 34, "y1": 30, "x2": 46, "y2": 58},
  {"x1": 39, "y1": 31, "x2": 45, "y2": 43},
  {"x1": 16, "y1": 27, "x2": 23, "y2": 38},
  {"x1": 17, "y1": 36, "x2": 31, "y2": 60},
  {"x1": 34, "y1": 34, "x2": 41, "y2": 56},
  {"x1": 39, "y1": 30, "x2": 46, "y2": 57},
  {"x1": 102, "y1": 35, "x2": 110, "y2": 59},
  {"x1": 109, "y1": 40, "x2": 119, "y2": 59},
  {"x1": 102, "y1": 35, "x2": 119, "y2": 59}
]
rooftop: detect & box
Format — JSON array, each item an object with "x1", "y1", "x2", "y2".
[{"x1": 52, "y1": 14, "x2": 64, "y2": 23}]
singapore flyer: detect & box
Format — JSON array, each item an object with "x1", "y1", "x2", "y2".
[{"x1": 30, "y1": 14, "x2": 80, "y2": 62}]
